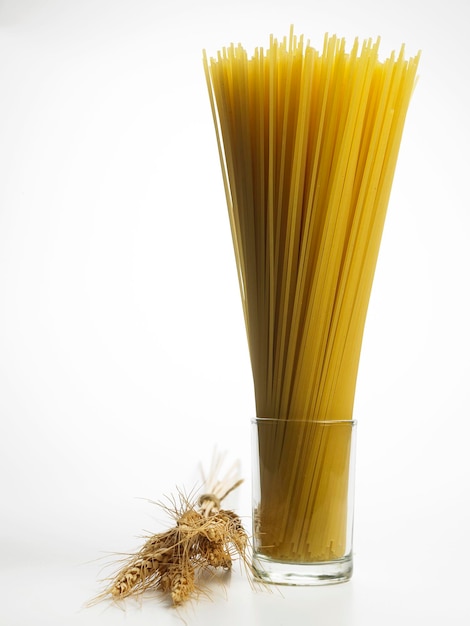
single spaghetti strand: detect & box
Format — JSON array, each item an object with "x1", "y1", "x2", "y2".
[{"x1": 265, "y1": 35, "x2": 278, "y2": 412}]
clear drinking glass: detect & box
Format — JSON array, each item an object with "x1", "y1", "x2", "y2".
[{"x1": 252, "y1": 418, "x2": 357, "y2": 585}]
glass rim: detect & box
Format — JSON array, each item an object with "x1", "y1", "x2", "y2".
[{"x1": 252, "y1": 417, "x2": 357, "y2": 425}]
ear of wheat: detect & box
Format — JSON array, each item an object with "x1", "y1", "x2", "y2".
[{"x1": 91, "y1": 454, "x2": 248, "y2": 607}]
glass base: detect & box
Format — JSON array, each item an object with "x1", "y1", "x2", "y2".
[{"x1": 252, "y1": 552, "x2": 353, "y2": 586}]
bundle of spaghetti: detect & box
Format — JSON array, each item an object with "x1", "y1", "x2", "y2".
[{"x1": 203, "y1": 30, "x2": 419, "y2": 562}]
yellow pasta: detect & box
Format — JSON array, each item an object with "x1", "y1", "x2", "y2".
[{"x1": 203, "y1": 31, "x2": 419, "y2": 564}]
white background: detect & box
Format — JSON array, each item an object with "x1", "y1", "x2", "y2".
[{"x1": 1, "y1": 1, "x2": 469, "y2": 624}]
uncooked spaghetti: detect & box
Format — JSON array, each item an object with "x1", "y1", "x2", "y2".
[{"x1": 203, "y1": 30, "x2": 419, "y2": 564}]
